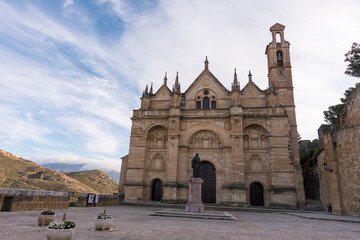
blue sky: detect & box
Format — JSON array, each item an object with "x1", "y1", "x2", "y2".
[{"x1": 1, "y1": 0, "x2": 359, "y2": 173}]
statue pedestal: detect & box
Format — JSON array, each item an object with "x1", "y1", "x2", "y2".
[{"x1": 186, "y1": 177, "x2": 204, "y2": 213}]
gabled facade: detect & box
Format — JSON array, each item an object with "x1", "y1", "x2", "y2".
[{"x1": 119, "y1": 23, "x2": 305, "y2": 208}]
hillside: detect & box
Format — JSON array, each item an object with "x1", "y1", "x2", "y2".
[
  {"x1": 64, "y1": 170, "x2": 118, "y2": 194},
  {"x1": 42, "y1": 162, "x2": 120, "y2": 183},
  {"x1": 0, "y1": 150, "x2": 118, "y2": 194}
]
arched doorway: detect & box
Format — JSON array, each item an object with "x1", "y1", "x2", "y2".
[
  {"x1": 152, "y1": 179, "x2": 163, "y2": 201},
  {"x1": 250, "y1": 182, "x2": 264, "y2": 206},
  {"x1": 200, "y1": 162, "x2": 216, "y2": 203}
]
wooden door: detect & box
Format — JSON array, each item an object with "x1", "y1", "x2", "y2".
[
  {"x1": 152, "y1": 179, "x2": 163, "y2": 201},
  {"x1": 200, "y1": 162, "x2": 216, "y2": 203},
  {"x1": 250, "y1": 182, "x2": 264, "y2": 206}
]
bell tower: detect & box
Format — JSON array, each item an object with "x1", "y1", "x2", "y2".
[
  {"x1": 266, "y1": 23, "x2": 294, "y2": 104},
  {"x1": 266, "y1": 23, "x2": 306, "y2": 207}
]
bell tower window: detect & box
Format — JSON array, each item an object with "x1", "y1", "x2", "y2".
[{"x1": 277, "y1": 51, "x2": 283, "y2": 67}]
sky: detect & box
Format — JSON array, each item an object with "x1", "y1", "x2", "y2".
[{"x1": 0, "y1": 0, "x2": 359, "y2": 173}]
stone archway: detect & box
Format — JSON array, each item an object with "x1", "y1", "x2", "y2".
[
  {"x1": 151, "y1": 179, "x2": 163, "y2": 201},
  {"x1": 250, "y1": 182, "x2": 264, "y2": 206}
]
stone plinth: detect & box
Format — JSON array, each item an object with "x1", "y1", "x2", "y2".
[{"x1": 186, "y1": 177, "x2": 204, "y2": 213}]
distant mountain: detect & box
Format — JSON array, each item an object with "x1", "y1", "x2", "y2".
[
  {"x1": 41, "y1": 163, "x2": 86, "y2": 172},
  {"x1": 64, "y1": 170, "x2": 118, "y2": 194},
  {"x1": 0, "y1": 150, "x2": 118, "y2": 194},
  {"x1": 42, "y1": 163, "x2": 120, "y2": 183},
  {"x1": 103, "y1": 170, "x2": 120, "y2": 183}
]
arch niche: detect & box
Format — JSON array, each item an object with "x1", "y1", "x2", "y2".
[
  {"x1": 189, "y1": 130, "x2": 222, "y2": 204},
  {"x1": 243, "y1": 124, "x2": 270, "y2": 206},
  {"x1": 145, "y1": 125, "x2": 167, "y2": 201}
]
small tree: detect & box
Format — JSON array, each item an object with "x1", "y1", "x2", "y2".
[
  {"x1": 323, "y1": 42, "x2": 359, "y2": 127},
  {"x1": 323, "y1": 87, "x2": 356, "y2": 128},
  {"x1": 344, "y1": 42, "x2": 360, "y2": 78},
  {"x1": 323, "y1": 104, "x2": 345, "y2": 128}
]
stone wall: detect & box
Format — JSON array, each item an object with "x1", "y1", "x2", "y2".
[
  {"x1": 341, "y1": 83, "x2": 360, "y2": 128},
  {"x1": 0, "y1": 188, "x2": 70, "y2": 211},
  {"x1": 317, "y1": 83, "x2": 360, "y2": 217},
  {"x1": 336, "y1": 126, "x2": 360, "y2": 216},
  {"x1": 75, "y1": 193, "x2": 123, "y2": 207},
  {"x1": 0, "y1": 188, "x2": 124, "y2": 212}
]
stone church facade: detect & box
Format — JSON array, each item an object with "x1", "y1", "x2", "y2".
[{"x1": 119, "y1": 23, "x2": 305, "y2": 208}]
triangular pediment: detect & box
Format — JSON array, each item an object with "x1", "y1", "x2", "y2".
[
  {"x1": 270, "y1": 23, "x2": 285, "y2": 31},
  {"x1": 184, "y1": 69, "x2": 229, "y2": 99},
  {"x1": 152, "y1": 84, "x2": 172, "y2": 100},
  {"x1": 242, "y1": 81, "x2": 264, "y2": 97}
]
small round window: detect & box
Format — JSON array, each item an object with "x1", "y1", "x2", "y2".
[
  {"x1": 197, "y1": 96, "x2": 200, "y2": 99},
  {"x1": 212, "y1": 96, "x2": 215, "y2": 99},
  {"x1": 204, "y1": 90, "x2": 209, "y2": 95}
]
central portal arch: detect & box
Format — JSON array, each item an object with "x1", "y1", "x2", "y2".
[{"x1": 200, "y1": 162, "x2": 216, "y2": 203}]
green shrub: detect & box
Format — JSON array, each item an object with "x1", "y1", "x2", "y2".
[{"x1": 41, "y1": 209, "x2": 55, "y2": 215}]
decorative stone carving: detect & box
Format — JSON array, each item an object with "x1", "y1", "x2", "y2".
[
  {"x1": 180, "y1": 122, "x2": 186, "y2": 131},
  {"x1": 224, "y1": 120, "x2": 231, "y2": 131},
  {"x1": 146, "y1": 153, "x2": 166, "y2": 170},
  {"x1": 147, "y1": 126, "x2": 168, "y2": 148},
  {"x1": 235, "y1": 137, "x2": 240, "y2": 147},
  {"x1": 189, "y1": 130, "x2": 222, "y2": 148},
  {"x1": 243, "y1": 125, "x2": 268, "y2": 149},
  {"x1": 244, "y1": 154, "x2": 269, "y2": 173},
  {"x1": 202, "y1": 78, "x2": 210, "y2": 86},
  {"x1": 170, "y1": 136, "x2": 177, "y2": 147},
  {"x1": 233, "y1": 119, "x2": 241, "y2": 132}
]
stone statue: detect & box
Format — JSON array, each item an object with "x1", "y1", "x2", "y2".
[{"x1": 192, "y1": 153, "x2": 201, "y2": 178}]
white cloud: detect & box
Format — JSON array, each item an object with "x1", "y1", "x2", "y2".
[
  {"x1": 109, "y1": 0, "x2": 360, "y2": 139},
  {"x1": 1, "y1": 0, "x2": 360, "y2": 172},
  {"x1": 63, "y1": 0, "x2": 74, "y2": 8},
  {"x1": 32, "y1": 153, "x2": 121, "y2": 173}
]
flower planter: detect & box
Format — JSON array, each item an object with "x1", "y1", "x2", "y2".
[
  {"x1": 95, "y1": 218, "x2": 113, "y2": 230},
  {"x1": 38, "y1": 214, "x2": 56, "y2": 226},
  {"x1": 45, "y1": 228, "x2": 75, "y2": 240}
]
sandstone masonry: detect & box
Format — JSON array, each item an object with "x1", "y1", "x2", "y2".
[
  {"x1": 119, "y1": 23, "x2": 305, "y2": 208},
  {"x1": 318, "y1": 83, "x2": 360, "y2": 217}
]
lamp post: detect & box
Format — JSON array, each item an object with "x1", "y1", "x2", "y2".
[{"x1": 322, "y1": 162, "x2": 333, "y2": 173}]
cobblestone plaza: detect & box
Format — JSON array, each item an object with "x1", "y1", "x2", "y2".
[{"x1": 0, "y1": 205, "x2": 359, "y2": 240}]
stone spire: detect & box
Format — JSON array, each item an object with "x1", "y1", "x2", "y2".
[
  {"x1": 145, "y1": 84, "x2": 149, "y2": 95},
  {"x1": 204, "y1": 56, "x2": 209, "y2": 70},
  {"x1": 248, "y1": 70, "x2": 253, "y2": 82},
  {"x1": 150, "y1": 83, "x2": 153, "y2": 95},
  {"x1": 164, "y1": 72, "x2": 167, "y2": 86},
  {"x1": 173, "y1": 71, "x2": 181, "y2": 93},
  {"x1": 231, "y1": 68, "x2": 240, "y2": 92}
]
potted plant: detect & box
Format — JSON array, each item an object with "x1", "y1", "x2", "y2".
[
  {"x1": 95, "y1": 210, "x2": 113, "y2": 230},
  {"x1": 46, "y1": 214, "x2": 76, "y2": 240},
  {"x1": 38, "y1": 209, "x2": 56, "y2": 226}
]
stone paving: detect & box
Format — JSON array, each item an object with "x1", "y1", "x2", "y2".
[{"x1": 0, "y1": 206, "x2": 359, "y2": 240}]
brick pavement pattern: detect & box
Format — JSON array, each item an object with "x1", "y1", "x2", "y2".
[{"x1": 0, "y1": 206, "x2": 359, "y2": 240}]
